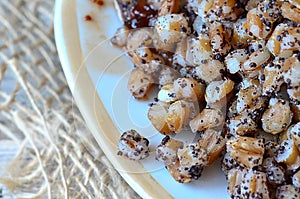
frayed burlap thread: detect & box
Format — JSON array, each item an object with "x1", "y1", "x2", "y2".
[{"x1": 0, "y1": 1, "x2": 140, "y2": 198}]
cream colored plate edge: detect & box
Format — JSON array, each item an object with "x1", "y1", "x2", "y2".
[{"x1": 54, "y1": 0, "x2": 172, "y2": 198}]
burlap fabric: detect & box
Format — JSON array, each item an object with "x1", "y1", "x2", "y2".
[{"x1": 0, "y1": 1, "x2": 139, "y2": 198}]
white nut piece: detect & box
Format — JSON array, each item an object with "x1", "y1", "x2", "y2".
[
  {"x1": 128, "y1": 68, "x2": 153, "y2": 99},
  {"x1": 117, "y1": 129, "x2": 150, "y2": 160},
  {"x1": 205, "y1": 78, "x2": 234, "y2": 106},
  {"x1": 261, "y1": 98, "x2": 293, "y2": 134},
  {"x1": 155, "y1": 14, "x2": 189, "y2": 46},
  {"x1": 157, "y1": 84, "x2": 178, "y2": 103},
  {"x1": 166, "y1": 100, "x2": 190, "y2": 133},
  {"x1": 148, "y1": 103, "x2": 171, "y2": 135},
  {"x1": 227, "y1": 136, "x2": 265, "y2": 168},
  {"x1": 126, "y1": 28, "x2": 153, "y2": 51},
  {"x1": 156, "y1": 136, "x2": 184, "y2": 165},
  {"x1": 189, "y1": 108, "x2": 225, "y2": 133}
]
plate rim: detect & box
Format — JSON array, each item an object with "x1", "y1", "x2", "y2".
[{"x1": 53, "y1": 0, "x2": 173, "y2": 198}]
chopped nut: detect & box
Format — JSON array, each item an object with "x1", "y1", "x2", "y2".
[
  {"x1": 275, "y1": 139, "x2": 300, "y2": 169},
  {"x1": 262, "y1": 58, "x2": 284, "y2": 96},
  {"x1": 245, "y1": 0, "x2": 260, "y2": 11},
  {"x1": 262, "y1": 157, "x2": 286, "y2": 186},
  {"x1": 155, "y1": 14, "x2": 189, "y2": 47},
  {"x1": 166, "y1": 100, "x2": 190, "y2": 133},
  {"x1": 194, "y1": 59, "x2": 225, "y2": 84},
  {"x1": 148, "y1": 103, "x2": 171, "y2": 135},
  {"x1": 178, "y1": 142, "x2": 209, "y2": 168},
  {"x1": 117, "y1": 129, "x2": 150, "y2": 160},
  {"x1": 276, "y1": 185, "x2": 300, "y2": 199},
  {"x1": 166, "y1": 159, "x2": 192, "y2": 183},
  {"x1": 189, "y1": 108, "x2": 225, "y2": 133},
  {"x1": 290, "y1": 122, "x2": 300, "y2": 153},
  {"x1": 231, "y1": 18, "x2": 252, "y2": 49},
  {"x1": 266, "y1": 24, "x2": 300, "y2": 58},
  {"x1": 236, "y1": 84, "x2": 262, "y2": 113},
  {"x1": 246, "y1": 0, "x2": 281, "y2": 39},
  {"x1": 173, "y1": 78, "x2": 206, "y2": 102},
  {"x1": 281, "y1": 2, "x2": 300, "y2": 24},
  {"x1": 288, "y1": 87, "x2": 300, "y2": 102},
  {"x1": 159, "y1": 67, "x2": 179, "y2": 86},
  {"x1": 227, "y1": 114, "x2": 258, "y2": 136},
  {"x1": 227, "y1": 168, "x2": 246, "y2": 197},
  {"x1": 227, "y1": 168, "x2": 270, "y2": 199},
  {"x1": 110, "y1": 26, "x2": 129, "y2": 48},
  {"x1": 225, "y1": 49, "x2": 249, "y2": 74},
  {"x1": 227, "y1": 136, "x2": 264, "y2": 168},
  {"x1": 186, "y1": 35, "x2": 212, "y2": 66},
  {"x1": 198, "y1": 129, "x2": 226, "y2": 165},
  {"x1": 293, "y1": 170, "x2": 300, "y2": 188},
  {"x1": 197, "y1": 0, "x2": 243, "y2": 22},
  {"x1": 157, "y1": 84, "x2": 178, "y2": 103},
  {"x1": 262, "y1": 98, "x2": 293, "y2": 134},
  {"x1": 242, "y1": 47, "x2": 271, "y2": 78},
  {"x1": 128, "y1": 68, "x2": 153, "y2": 99},
  {"x1": 205, "y1": 78, "x2": 234, "y2": 107},
  {"x1": 208, "y1": 22, "x2": 231, "y2": 55},
  {"x1": 291, "y1": 103, "x2": 300, "y2": 123},
  {"x1": 158, "y1": 0, "x2": 180, "y2": 16},
  {"x1": 241, "y1": 169, "x2": 270, "y2": 199},
  {"x1": 156, "y1": 136, "x2": 184, "y2": 165},
  {"x1": 173, "y1": 38, "x2": 187, "y2": 67},
  {"x1": 222, "y1": 153, "x2": 240, "y2": 176},
  {"x1": 283, "y1": 55, "x2": 300, "y2": 88}
]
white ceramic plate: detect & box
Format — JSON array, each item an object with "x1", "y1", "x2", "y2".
[{"x1": 54, "y1": 0, "x2": 228, "y2": 198}]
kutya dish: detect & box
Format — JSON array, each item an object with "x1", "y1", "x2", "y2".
[{"x1": 55, "y1": 0, "x2": 300, "y2": 198}]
